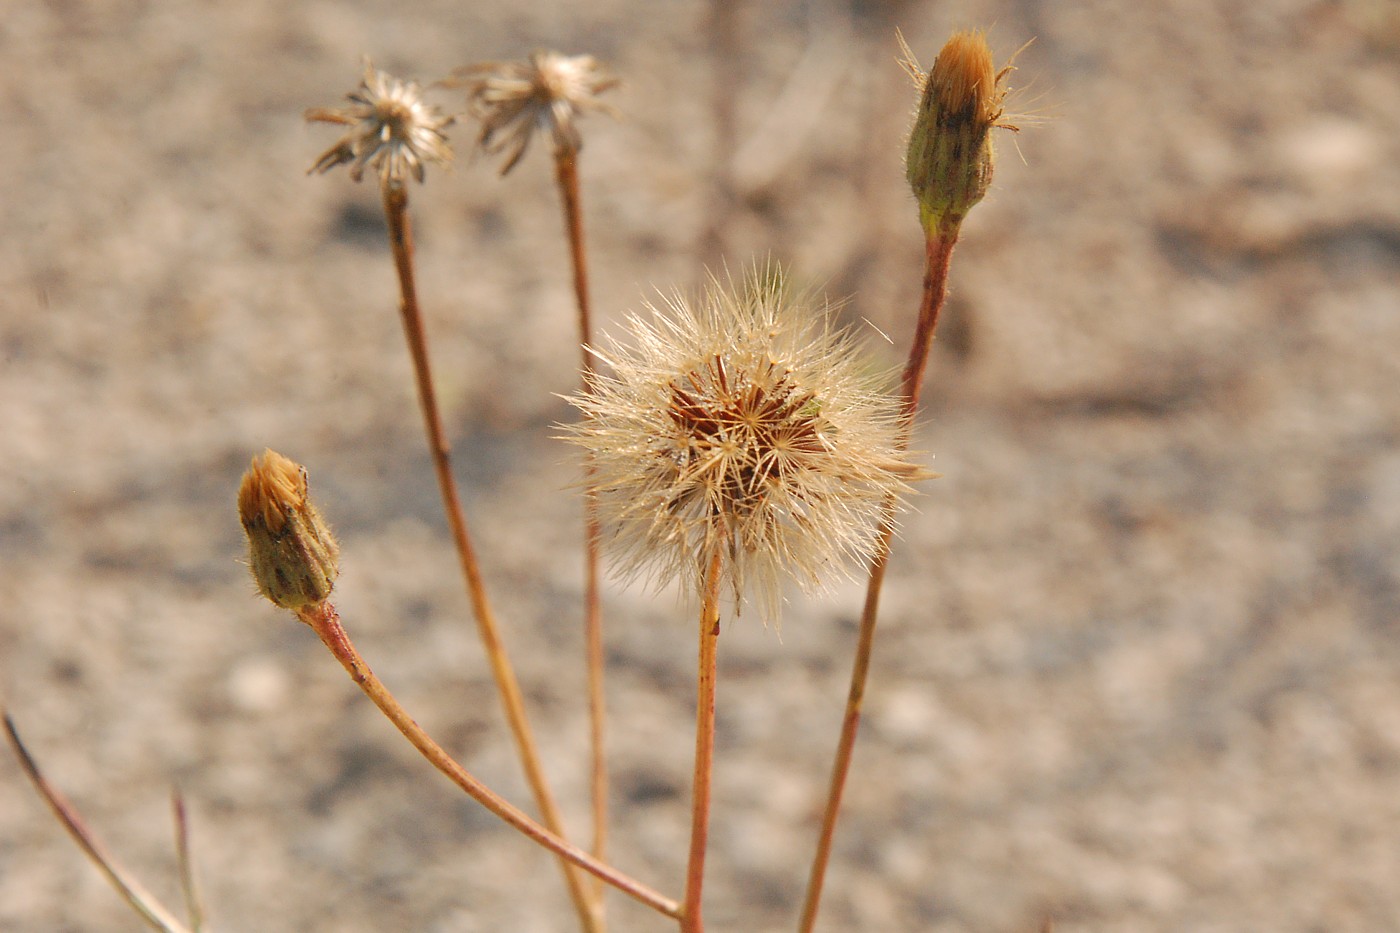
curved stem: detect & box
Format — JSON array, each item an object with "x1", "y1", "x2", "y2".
[
  {"x1": 295, "y1": 602, "x2": 681, "y2": 920},
  {"x1": 681, "y1": 551, "x2": 724, "y2": 933},
  {"x1": 554, "y1": 150, "x2": 610, "y2": 895},
  {"x1": 798, "y1": 229, "x2": 959, "y2": 932},
  {"x1": 380, "y1": 185, "x2": 599, "y2": 932}
]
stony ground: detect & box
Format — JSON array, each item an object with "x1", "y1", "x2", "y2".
[{"x1": 3, "y1": 1, "x2": 1400, "y2": 930}]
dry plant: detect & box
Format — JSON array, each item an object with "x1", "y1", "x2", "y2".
[
  {"x1": 4, "y1": 27, "x2": 1030, "y2": 933},
  {"x1": 442, "y1": 50, "x2": 620, "y2": 886}
]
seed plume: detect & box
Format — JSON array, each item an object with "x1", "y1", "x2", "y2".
[{"x1": 564, "y1": 264, "x2": 925, "y2": 620}]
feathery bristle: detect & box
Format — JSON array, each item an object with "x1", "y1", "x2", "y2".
[{"x1": 564, "y1": 263, "x2": 926, "y2": 621}]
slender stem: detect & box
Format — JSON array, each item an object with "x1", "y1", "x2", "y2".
[
  {"x1": 554, "y1": 150, "x2": 610, "y2": 894},
  {"x1": 4, "y1": 713, "x2": 193, "y2": 933},
  {"x1": 171, "y1": 791, "x2": 207, "y2": 933},
  {"x1": 380, "y1": 184, "x2": 599, "y2": 932},
  {"x1": 895, "y1": 229, "x2": 960, "y2": 418},
  {"x1": 295, "y1": 602, "x2": 681, "y2": 921},
  {"x1": 699, "y1": 0, "x2": 740, "y2": 267},
  {"x1": 797, "y1": 229, "x2": 959, "y2": 932},
  {"x1": 681, "y1": 551, "x2": 724, "y2": 933}
]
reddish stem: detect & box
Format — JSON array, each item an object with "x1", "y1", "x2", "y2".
[
  {"x1": 380, "y1": 184, "x2": 598, "y2": 931},
  {"x1": 797, "y1": 229, "x2": 958, "y2": 932},
  {"x1": 681, "y1": 551, "x2": 724, "y2": 933},
  {"x1": 555, "y1": 150, "x2": 611, "y2": 890},
  {"x1": 295, "y1": 602, "x2": 680, "y2": 921}
]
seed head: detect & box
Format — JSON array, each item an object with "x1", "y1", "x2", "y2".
[
  {"x1": 444, "y1": 49, "x2": 619, "y2": 175},
  {"x1": 902, "y1": 30, "x2": 1020, "y2": 236},
  {"x1": 237, "y1": 449, "x2": 340, "y2": 611},
  {"x1": 306, "y1": 60, "x2": 454, "y2": 189},
  {"x1": 564, "y1": 264, "x2": 926, "y2": 620}
]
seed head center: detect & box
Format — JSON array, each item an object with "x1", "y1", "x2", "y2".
[{"x1": 666, "y1": 355, "x2": 825, "y2": 511}]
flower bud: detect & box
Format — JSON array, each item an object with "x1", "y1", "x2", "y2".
[
  {"x1": 904, "y1": 31, "x2": 1012, "y2": 237},
  {"x1": 237, "y1": 449, "x2": 340, "y2": 611}
]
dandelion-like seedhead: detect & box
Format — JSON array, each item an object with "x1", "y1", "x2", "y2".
[
  {"x1": 306, "y1": 60, "x2": 454, "y2": 188},
  {"x1": 564, "y1": 265, "x2": 925, "y2": 620},
  {"x1": 445, "y1": 49, "x2": 618, "y2": 174}
]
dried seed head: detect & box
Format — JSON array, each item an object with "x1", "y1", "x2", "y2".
[
  {"x1": 237, "y1": 449, "x2": 340, "y2": 611},
  {"x1": 306, "y1": 60, "x2": 454, "y2": 189},
  {"x1": 564, "y1": 263, "x2": 926, "y2": 621},
  {"x1": 902, "y1": 30, "x2": 1020, "y2": 236},
  {"x1": 444, "y1": 49, "x2": 619, "y2": 175}
]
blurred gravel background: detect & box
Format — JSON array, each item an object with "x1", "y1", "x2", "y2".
[{"x1": 3, "y1": 1, "x2": 1400, "y2": 930}]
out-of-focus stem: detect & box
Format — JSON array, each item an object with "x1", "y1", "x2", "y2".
[
  {"x1": 798, "y1": 228, "x2": 959, "y2": 933},
  {"x1": 699, "y1": 0, "x2": 740, "y2": 267},
  {"x1": 380, "y1": 184, "x2": 598, "y2": 932},
  {"x1": 295, "y1": 601, "x2": 681, "y2": 921},
  {"x1": 680, "y1": 551, "x2": 724, "y2": 933},
  {"x1": 4, "y1": 714, "x2": 193, "y2": 933},
  {"x1": 554, "y1": 150, "x2": 610, "y2": 898},
  {"x1": 171, "y1": 791, "x2": 207, "y2": 933}
]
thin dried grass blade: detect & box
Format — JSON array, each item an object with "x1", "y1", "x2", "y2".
[
  {"x1": 172, "y1": 790, "x2": 208, "y2": 932},
  {"x1": 3, "y1": 713, "x2": 193, "y2": 933}
]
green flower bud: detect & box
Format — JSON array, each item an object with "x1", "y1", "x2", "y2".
[
  {"x1": 904, "y1": 31, "x2": 1015, "y2": 237},
  {"x1": 237, "y1": 449, "x2": 340, "y2": 611}
]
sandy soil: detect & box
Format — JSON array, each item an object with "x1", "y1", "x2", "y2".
[{"x1": 4, "y1": 1, "x2": 1400, "y2": 930}]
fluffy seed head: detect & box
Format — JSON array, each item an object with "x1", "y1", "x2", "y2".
[
  {"x1": 902, "y1": 30, "x2": 1020, "y2": 236},
  {"x1": 306, "y1": 60, "x2": 454, "y2": 189},
  {"x1": 238, "y1": 449, "x2": 340, "y2": 611},
  {"x1": 444, "y1": 49, "x2": 619, "y2": 174},
  {"x1": 564, "y1": 264, "x2": 926, "y2": 620}
]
